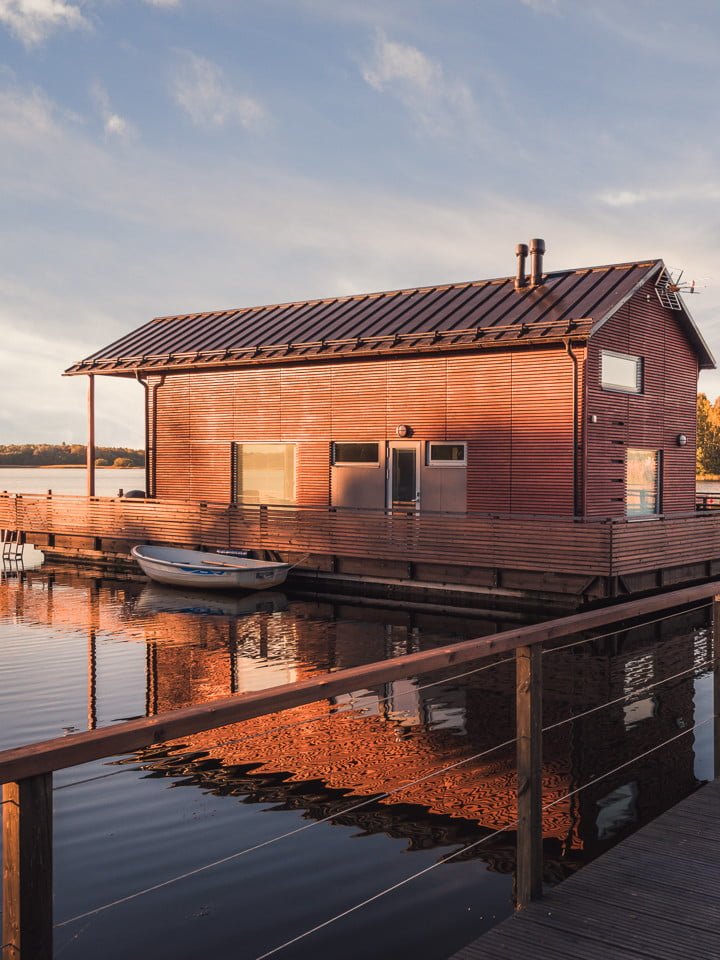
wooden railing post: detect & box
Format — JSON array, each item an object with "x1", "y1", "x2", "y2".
[
  {"x1": 2, "y1": 773, "x2": 53, "y2": 960},
  {"x1": 714, "y1": 596, "x2": 720, "y2": 780},
  {"x1": 516, "y1": 644, "x2": 542, "y2": 908}
]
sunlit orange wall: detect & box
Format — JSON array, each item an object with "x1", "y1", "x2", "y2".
[{"x1": 152, "y1": 347, "x2": 579, "y2": 515}]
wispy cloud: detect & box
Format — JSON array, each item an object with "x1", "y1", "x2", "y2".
[
  {"x1": 170, "y1": 52, "x2": 266, "y2": 130},
  {"x1": 361, "y1": 33, "x2": 475, "y2": 136},
  {"x1": 0, "y1": 0, "x2": 89, "y2": 46},
  {"x1": 143, "y1": 0, "x2": 180, "y2": 6},
  {"x1": 90, "y1": 81, "x2": 135, "y2": 142},
  {"x1": 519, "y1": 0, "x2": 560, "y2": 12}
]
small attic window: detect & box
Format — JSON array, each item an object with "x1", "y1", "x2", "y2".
[{"x1": 601, "y1": 350, "x2": 642, "y2": 394}]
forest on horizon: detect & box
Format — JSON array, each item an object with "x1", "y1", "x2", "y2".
[{"x1": 0, "y1": 444, "x2": 145, "y2": 467}]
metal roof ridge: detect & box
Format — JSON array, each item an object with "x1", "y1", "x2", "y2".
[{"x1": 149, "y1": 260, "x2": 660, "y2": 325}]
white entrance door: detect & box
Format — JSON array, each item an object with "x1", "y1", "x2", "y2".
[{"x1": 386, "y1": 441, "x2": 421, "y2": 511}]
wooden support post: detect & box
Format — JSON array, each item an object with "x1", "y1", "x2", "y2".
[
  {"x1": 86, "y1": 374, "x2": 96, "y2": 498},
  {"x1": 2, "y1": 773, "x2": 53, "y2": 960},
  {"x1": 714, "y1": 596, "x2": 720, "y2": 781},
  {"x1": 516, "y1": 644, "x2": 543, "y2": 908}
]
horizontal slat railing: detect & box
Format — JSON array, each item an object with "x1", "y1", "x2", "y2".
[
  {"x1": 6, "y1": 492, "x2": 720, "y2": 580},
  {"x1": 0, "y1": 493, "x2": 612, "y2": 576}
]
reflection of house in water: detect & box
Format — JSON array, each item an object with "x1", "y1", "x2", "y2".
[
  {"x1": 146, "y1": 598, "x2": 706, "y2": 872},
  {"x1": 0, "y1": 567, "x2": 707, "y2": 877}
]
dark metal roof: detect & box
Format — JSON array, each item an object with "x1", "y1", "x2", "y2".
[{"x1": 65, "y1": 259, "x2": 715, "y2": 376}]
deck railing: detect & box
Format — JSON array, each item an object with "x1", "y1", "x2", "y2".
[
  {"x1": 2, "y1": 580, "x2": 720, "y2": 959},
  {"x1": 4, "y1": 491, "x2": 720, "y2": 582}
]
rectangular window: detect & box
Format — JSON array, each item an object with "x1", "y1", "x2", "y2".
[
  {"x1": 332, "y1": 442, "x2": 380, "y2": 466},
  {"x1": 235, "y1": 443, "x2": 295, "y2": 505},
  {"x1": 626, "y1": 448, "x2": 660, "y2": 517},
  {"x1": 601, "y1": 350, "x2": 643, "y2": 394},
  {"x1": 426, "y1": 442, "x2": 467, "y2": 466}
]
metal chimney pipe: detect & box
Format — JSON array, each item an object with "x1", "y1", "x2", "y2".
[
  {"x1": 529, "y1": 238, "x2": 546, "y2": 287},
  {"x1": 515, "y1": 243, "x2": 529, "y2": 290}
]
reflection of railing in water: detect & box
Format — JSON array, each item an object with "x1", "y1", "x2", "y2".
[{"x1": 2, "y1": 581, "x2": 720, "y2": 959}]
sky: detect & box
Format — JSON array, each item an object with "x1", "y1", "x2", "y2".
[{"x1": 2, "y1": 0, "x2": 720, "y2": 448}]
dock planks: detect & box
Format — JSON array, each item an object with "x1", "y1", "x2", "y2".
[{"x1": 451, "y1": 778, "x2": 720, "y2": 959}]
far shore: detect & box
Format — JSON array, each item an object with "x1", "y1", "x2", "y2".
[{"x1": 0, "y1": 464, "x2": 143, "y2": 469}]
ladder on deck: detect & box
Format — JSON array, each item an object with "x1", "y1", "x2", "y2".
[{"x1": 1, "y1": 529, "x2": 23, "y2": 563}]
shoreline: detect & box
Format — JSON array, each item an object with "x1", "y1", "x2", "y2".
[{"x1": 0, "y1": 464, "x2": 143, "y2": 469}]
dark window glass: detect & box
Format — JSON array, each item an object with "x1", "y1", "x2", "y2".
[
  {"x1": 333, "y1": 442, "x2": 379, "y2": 464},
  {"x1": 392, "y1": 448, "x2": 416, "y2": 505},
  {"x1": 427, "y1": 443, "x2": 466, "y2": 465},
  {"x1": 626, "y1": 448, "x2": 660, "y2": 517},
  {"x1": 601, "y1": 351, "x2": 642, "y2": 394}
]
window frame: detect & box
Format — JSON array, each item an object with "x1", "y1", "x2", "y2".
[
  {"x1": 426, "y1": 441, "x2": 468, "y2": 468},
  {"x1": 233, "y1": 441, "x2": 297, "y2": 506},
  {"x1": 331, "y1": 441, "x2": 381, "y2": 468},
  {"x1": 625, "y1": 447, "x2": 662, "y2": 518},
  {"x1": 601, "y1": 349, "x2": 643, "y2": 395}
]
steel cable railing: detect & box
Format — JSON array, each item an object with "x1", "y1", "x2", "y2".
[
  {"x1": 251, "y1": 712, "x2": 716, "y2": 959},
  {"x1": 8, "y1": 594, "x2": 711, "y2": 959},
  {"x1": 53, "y1": 603, "x2": 717, "y2": 936},
  {"x1": 53, "y1": 597, "x2": 711, "y2": 794},
  {"x1": 54, "y1": 733, "x2": 519, "y2": 930},
  {"x1": 53, "y1": 654, "x2": 517, "y2": 793}
]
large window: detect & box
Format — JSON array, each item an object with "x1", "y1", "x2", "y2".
[
  {"x1": 235, "y1": 443, "x2": 295, "y2": 505},
  {"x1": 601, "y1": 350, "x2": 643, "y2": 394},
  {"x1": 626, "y1": 448, "x2": 660, "y2": 517},
  {"x1": 332, "y1": 442, "x2": 380, "y2": 466}
]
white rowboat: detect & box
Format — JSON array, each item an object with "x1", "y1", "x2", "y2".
[{"x1": 131, "y1": 545, "x2": 290, "y2": 590}]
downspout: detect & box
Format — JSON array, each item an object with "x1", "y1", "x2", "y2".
[
  {"x1": 137, "y1": 373, "x2": 165, "y2": 498},
  {"x1": 137, "y1": 374, "x2": 150, "y2": 497},
  {"x1": 565, "y1": 339, "x2": 580, "y2": 517}
]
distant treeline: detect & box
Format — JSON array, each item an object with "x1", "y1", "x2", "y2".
[
  {"x1": 698, "y1": 394, "x2": 720, "y2": 475},
  {"x1": 0, "y1": 444, "x2": 145, "y2": 468}
]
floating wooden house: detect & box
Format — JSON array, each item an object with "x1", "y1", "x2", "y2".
[{"x1": 4, "y1": 240, "x2": 718, "y2": 608}]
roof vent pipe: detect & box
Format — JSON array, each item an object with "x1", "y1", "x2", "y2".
[
  {"x1": 529, "y1": 238, "x2": 546, "y2": 287},
  {"x1": 514, "y1": 243, "x2": 529, "y2": 290}
]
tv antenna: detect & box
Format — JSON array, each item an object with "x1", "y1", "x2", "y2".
[{"x1": 655, "y1": 268, "x2": 700, "y2": 310}]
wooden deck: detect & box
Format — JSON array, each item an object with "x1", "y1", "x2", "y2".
[
  {"x1": 4, "y1": 492, "x2": 720, "y2": 605},
  {"x1": 451, "y1": 777, "x2": 720, "y2": 960}
]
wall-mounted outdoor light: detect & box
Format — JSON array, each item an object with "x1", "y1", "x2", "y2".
[
  {"x1": 588, "y1": 414, "x2": 598, "y2": 424},
  {"x1": 396, "y1": 425, "x2": 412, "y2": 437},
  {"x1": 677, "y1": 434, "x2": 688, "y2": 446}
]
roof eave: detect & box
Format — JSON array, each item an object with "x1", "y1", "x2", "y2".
[{"x1": 588, "y1": 259, "x2": 716, "y2": 371}]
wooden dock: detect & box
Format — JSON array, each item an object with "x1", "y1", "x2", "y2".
[{"x1": 452, "y1": 777, "x2": 720, "y2": 959}]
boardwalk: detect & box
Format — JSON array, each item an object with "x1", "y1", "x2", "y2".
[{"x1": 452, "y1": 778, "x2": 720, "y2": 959}]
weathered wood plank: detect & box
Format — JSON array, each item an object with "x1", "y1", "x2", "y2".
[
  {"x1": 451, "y1": 779, "x2": 720, "y2": 960},
  {"x1": 2, "y1": 774, "x2": 53, "y2": 960},
  {"x1": 515, "y1": 644, "x2": 542, "y2": 907}
]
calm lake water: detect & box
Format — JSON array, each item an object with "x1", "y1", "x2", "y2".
[
  {"x1": 0, "y1": 466, "x2": 145, "y2": 496},
  {"x1": 0, "y1": 472, "x2": 716, "y2": 958}
]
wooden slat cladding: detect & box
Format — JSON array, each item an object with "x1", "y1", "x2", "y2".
[
  {"x1": 152, "y1": 347, "x2": 578, "y2": 516},
  {"x1": 447, "y1": 355, "x2": 511, "y2": 513},
  {"x1": 0, "y1": 493, "x2": 610, "y2": 575},
  {"x1": 585, "y1": 282, "x2": 699, "y2": 518},
  {"x1": 510, "y1": 351, "x2": 575, "y2": 515}
]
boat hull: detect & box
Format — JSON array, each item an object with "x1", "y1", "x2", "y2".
[{"x1": 131, "y1": 545, "x2": 289, "y2": 591}]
